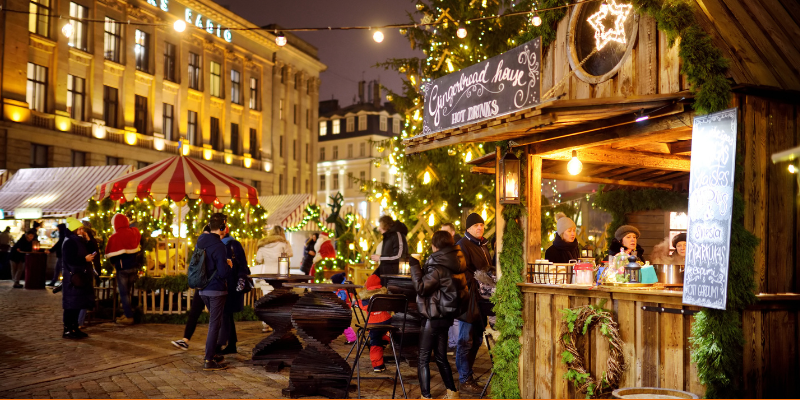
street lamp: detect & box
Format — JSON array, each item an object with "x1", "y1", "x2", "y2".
[{"x1": 499, "y1": 150, "x2": 521, "y2": 204}]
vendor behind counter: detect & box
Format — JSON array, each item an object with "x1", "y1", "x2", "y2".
[
  {"x1": 544, "y1": 213, "x2": 580, "y2": 263},
  {"x1": 607, "y1": 225, "x2": 645, "y2": 260}
]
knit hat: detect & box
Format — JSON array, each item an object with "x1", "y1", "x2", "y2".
[
  {"x1": 465, "y1": 213, "x2": 485, "y2": 230},
  {"x1": 331, "y1": 272, "x2": 346, "y2": 285},
  {"x1": 81, "y1": 220, "x2": 93, "y2": 229},
  {"x1": 614, "y1": 225, "x2": 641, "y2": 241},
  {"x1": 672, "y1": 232, "x2": 687, "y2": 248},
  {"x1": 365, "y1": 274, "x2": 382, "y2": 290},
  {"x1": 66, "y1": 217, "x2": 83, "y2": 232},
  {"x1": 555, "y1": 212, "x2": 576, "y2": 236}
]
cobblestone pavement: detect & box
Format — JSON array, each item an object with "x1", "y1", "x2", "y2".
[{"x1": 0, "y1": 281, "x2": 493, "y2": 399}]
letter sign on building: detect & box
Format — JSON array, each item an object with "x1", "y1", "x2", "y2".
[{"x1": 184, "y1": 7, "x2": 232, "y2": 43}]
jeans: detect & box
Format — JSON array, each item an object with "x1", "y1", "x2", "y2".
[
  {"x1": 419, "y1": 320, "x2": 457, "y2": 397},
  {"x1": 183, "y1": 291, "x2": 206, "y2": 340},
  {"x1": 11, "y1": 260, "x2": 25, "y2": 284},
  {"x1": 201, "y1": 294, "x2": 227, "y2": 361},
  {"x1": 78, "y1": 309, "x2": 87, "y2": 327},
  {"x1": 51, "y1": 258, "x2": 63, "y2": 284},
  {"x1": 116, "y1": 269, "x2": 138, "y2": 318},
  {"x1": 455, "y1": 318, "x2": 485, "y2": 383},
  {"x1": 219, "y1": 311, "x2": 237, "y2": 350}
]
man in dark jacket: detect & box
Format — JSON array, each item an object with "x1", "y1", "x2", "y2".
[
  {"x1": 219, "y1": 225, "x2": 250, "y2": 355},
  {"x1": 410, "y1": 231, "x2": 469, "y2": 399},
  {"x1": 61, "y1": 218, "x2": 95, "y2": 339},
  {"x1": 300, "y1": 232, "x2": 318, "y2": 275},
  {"x1": 10, "y1": 229, "x2": 36, "y2": 288},
  {"x1": 196, "y1": 213, "x2": 231, "y2": 371},
  {"x1": 370, "y1": 216, "x2": 409, "y2": 285},
  {"x1": 454, "y1": 213, "x2": 493, "y2": 393}
]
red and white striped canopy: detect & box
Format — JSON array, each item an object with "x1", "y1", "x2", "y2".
[{"x1": 95, "y1": 156, "x2": 259, "y2": 207}]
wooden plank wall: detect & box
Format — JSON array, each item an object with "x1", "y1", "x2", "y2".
[
  {"x1": 738, "y1": 94, "x2": 800, "y2": 294},
  {"x1": 519, "y1": 288, "x2": 703, "y2": 399},
  {"x1": 625, "y1": 210, "x2": 667, "y2": 262},
  {"x1": 742, "y1": 304, "x2": 800, "y2": 398}
]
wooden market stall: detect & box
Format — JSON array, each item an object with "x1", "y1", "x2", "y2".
[{"x1": 404, "y1": 0, "x2": 800, "y2": 398}]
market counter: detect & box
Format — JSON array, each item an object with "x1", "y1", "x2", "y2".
[{"x1": 517, "y1": 283, "x2": 704, "y2": 399}]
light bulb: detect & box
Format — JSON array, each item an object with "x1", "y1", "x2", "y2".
[
  {"x1": 173, "y1": 19, "x2": 186, "y2": 32},
  {"x1": 531, "y1": 13, "x2": 542, "y2": 26},
  {"x1": 275, "y1": 33, "x2": 287, "y2": 47},
  {"x1": 567, "y1": 150, "x2": 582, "y2": 175},
  {"x1": 62, "y1": 22, "x2": 74, "y2": 38},
  {"x1": 464, "y1": 151, "x2": 473, "y2": 162},
  {"x1": 373, "y1": 31, "x2": 384, "y2": 43},
  {"x1": 428, "y1": 213, "x2": 435, "y2": 226},
  {"x1": 423, "y1": 171, "x2": 432, "y2": 184},
  {"x1": 457, "y1": 23, "x2": 467, "y2": 38},
  {"x1": 417, "y1": 240, "x2": 423, "y2": 253},
  {"x1": 789, "y1": 164, "x2": 797, "y2": 174}
]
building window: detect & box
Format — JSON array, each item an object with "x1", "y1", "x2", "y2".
[
  {"x1": 278, "y1": 174, "x2": 284, "y2": 194},
  {"x1": 29, "y1": 0, "x2": 50, "y2": 37},
  {"x1": 253, "y1": 180, "x2": 261, "y2": 194},
  {"x1": 358, "y1": 115, "x2": 367, "y2": 131},
  {"x1": 188, "y1": 52, "x2": 200, "y2": 90},
  {"x1": 333, "y1": 174, "x2": 339, "y2": 191},
  {"x1": 292, "y1": 139, "x2": 296, "y2": 160},
  {"x1": 295, "y1": 73, "x2": 301, "y2": 90},
  {"x1": 210, "y1": 117, "x2": 221, "y2": 150},
  {"x1": 103, "y1": 86, "x2": 118, "y2": 128},
  {"x1": 163, "y1": 42, "x2": 176, "y2": 82},
  {"x1": 279, "y1": 136, "x2": 284, "y2": 157},
  {"x1": 187, "y1": 110, "x2": 198, "y2": 145},
  {"x1": 319, "y1": 174, "x2": 326, "y2": 191},
  {"x1": 137, "y1": 161, "x2": 150, "y2": 170},
  {"x1": 280, "y1": 66, "x2": 285, "y2": 84},
  {"x1": 71, "y1": 150, "x2": 86, "y2": 167},
  {"x1": 104, "y1": 17, "x2": 121, "y2": 63},
  {"x1": 210, "y1": 61, "x2": 221, "y2": 98},
  {"x1": 231, "y1": 70, "x2": 241, "y2": 104},
  {"x1": 249, "y1": 128, "x2": 259, "y2": 158},
  {"x1": 305, "y1": 143, "x2": 309, "y2": 163},
  {"x1": 66, "y1": 75, "x2": 85, "y2": 121},
  {"x1": 306, "y1": 109, "x2": 311, "y2": 129},
  {"x1": 381, "y1": 172, "x2": 387, "y2": 184},
  {"x1": 319, "y1": 121, "x2": 327, "y2": 136},
  {"x1": 346, "y1": 117, "x2": 355, "y2": 132},
  {"x1": 393, "y1": 118, "x2": 400, "y2": 134},
  {"x1": 68, "y1": 2, "x2": 87, "y2": 50},
  {"x1": 26, "y1": 63, "x2": 47, "y2": 113},
  {"x1": 380, "y1": 115, "x2": 387, "y2": 131},
  {"x1": 134, "y1": 95, "x2": 148, "y2": 135},
  {"x1": 135, "y1": 30, "x2": 150, "y2": 72},
  {"x1": 347, "y1": 144, "x2": 353, "y2": 159},
  {"x1": 293, "y1": 105, "x2": 298, "y2": 125},
  {"x1": 30, "y1": 144, "x2": 48, "y2": 167},
  {"x1": 333, "y1": 145, "x2": 338, "y2": 159},
  {"x1": 306, "y1": 80, "x2": 311, "y2": 95},
  {"x1": 162, "y1": 103, "x2": 174, "y2": 141},
  {"x1": 292, "y1": 177, "x2": 297, "y2": 193},
  {"x1": 333, "y1": 119, "x2": 341, "y2": 134},
  {"x1": 106, "y1": 156, "x2": 119, "y2": 166},
  {"x1": 360, "y1": 142, "x2": 365, "y2": 157},
  {"x1": 305, "y1": 179, "x2": 309, "y2": 193},
  {"x1": 230, "y1": 123, "x2": 239, "y2": 155},
  {"x1": 359, "y1": 171, "x2": 366, "y2": 184},
  {"x1": 279, "y1": 99, "x2": 284, "y2": 120},
  {"x1": 347, "y1": 172, "x2": 353, "y2": 189},
  {"x1": 249, "y1": 78, "x2": 258, "y2": 109},
  {"x1": 319, "y1": 147, "x2": 325, "y2": 161}
]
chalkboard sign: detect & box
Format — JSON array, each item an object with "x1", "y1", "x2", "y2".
[
  {"x1": 421, "y1": 38, "x2": 541, "y2": 136},
  {"x1": 682, "y1": 108, "x2": 738, "y2": 310}
]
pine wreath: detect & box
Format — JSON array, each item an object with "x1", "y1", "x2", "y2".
[{"x1": 559, "y1": 302, "x2": 626, "y2": 398}]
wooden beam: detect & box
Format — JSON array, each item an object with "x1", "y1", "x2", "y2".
[
  {"x1": 609, "y1": 126, "x2": 694, "y2": 150},
  {"x1": 528, "y1": 155, "x2": 543, "y2": 263},
  {"x1": 530, "y1": 107, "x2": 692, "y2": 155},
  {"x1": 470, "y1": 166, "x2": 495, "y2": 175},
  {"x1": 541, "y1": 148, "x2": 691, "y2": 171},
  {"x1": 668, "y1": 140, "x2": 693, "y2": 154},
  {"x1": 541, "y1": 173, "x2": 673, "y2": 189}
]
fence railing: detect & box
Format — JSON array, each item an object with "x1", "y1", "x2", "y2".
[{"x1": 135, "y1": 287, "x2": 264, "y2": 315}]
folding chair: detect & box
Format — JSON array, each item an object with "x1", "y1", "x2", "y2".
[{"x1": 346, "y1": 293, "x2": 408, "y2": 399}]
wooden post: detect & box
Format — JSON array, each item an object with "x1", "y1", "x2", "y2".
[
  {"x1": 495, "y1": 151, "x2": 505, "y2": 279},
  {"x1": 527, "y1": 150, "x2": 543, "y2": 263}
]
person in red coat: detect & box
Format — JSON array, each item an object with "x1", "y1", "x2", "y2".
[{"x1": 311, "y1": 232, "x2": 336, "y2": 273}]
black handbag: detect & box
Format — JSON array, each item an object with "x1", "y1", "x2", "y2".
[{"x1": 70, "y1": 271, "x2": 86, "y2": 287}]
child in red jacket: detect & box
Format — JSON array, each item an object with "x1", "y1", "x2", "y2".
[{"x1": 358, "y1": 274, "x2": 393, "y2": 372}]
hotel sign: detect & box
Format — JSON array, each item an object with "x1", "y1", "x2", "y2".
[
  {"x1": 144, "y1": 0, "x2": 233, "y2": 43},
  {"x1": 421, "y1": 38, "x2": 541, "y2": 135}
]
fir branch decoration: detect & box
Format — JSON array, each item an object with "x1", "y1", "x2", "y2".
[{"x1": 491, "y1": 145, "x2": 526, "y2": 399}]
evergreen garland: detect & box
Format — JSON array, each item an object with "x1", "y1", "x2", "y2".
[{"x1": 490, "y1": 144, "x2": 526, "y2": 399}]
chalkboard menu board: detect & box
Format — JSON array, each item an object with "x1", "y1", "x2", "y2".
[
  {"x1": 421, "y1": 38, "x2": 541, "y2": 136},
  {"x1": 682, "y1": 108, "x2": 738, "y2": 310}
]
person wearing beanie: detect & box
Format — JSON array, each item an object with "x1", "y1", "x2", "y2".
[
  {"x1": 106, "y1": 214, "x2": 142, "y2": 325},
  {"x1": 454, "y1": 212, "x2": 493, "y2": 393},
  {"x1": 671, "y1": 233, "x2": 687, "y2": 264},
  {"x1": 607, "y1": 224, "x2": 645, "y2": 260},
  {"x1": 60, "y1": 218, "x2": 96, "y2": 339},
  {"x1": 544, "y1": 212, "x2": 580, "y2": 263},
  {"x1": 357, "y1": 274, "x2": 393, "y2": 372}
]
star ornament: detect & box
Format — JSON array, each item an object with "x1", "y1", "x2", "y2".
[{"x1": 587, "y1": 0, "x2": 634, "y2": 51}]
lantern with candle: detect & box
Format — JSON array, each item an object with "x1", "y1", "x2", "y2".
[
  {"x1": 278, "y1": 252, "x2": 290, "y2": 275},
  {"x1": 399, "y1": 256, "x2": 410, "y2": 275},
  {"x1": 32, "y1": 241, "x2": 40, "y2": 251},
  {"x1": 499, "y1": 150, "x2": 521, "y2": 204}
]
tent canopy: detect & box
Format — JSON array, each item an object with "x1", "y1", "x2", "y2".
[
  {"x1": 0, "y1": 166, "x2": 132, "y2": 218},
  {"x1": 259, "y1": 194, "x2": 335, "y2": 232}
]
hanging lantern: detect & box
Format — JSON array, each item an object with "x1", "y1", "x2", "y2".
[{"x1": 499, "y1": 150, "x2": 521, "y2": 204}]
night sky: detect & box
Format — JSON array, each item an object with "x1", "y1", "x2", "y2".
[{"x1": 224, "y1": 0, "x2": 424, "y2": 105}]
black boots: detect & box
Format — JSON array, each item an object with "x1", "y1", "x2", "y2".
[{"x1": 62, "y1": 325, "x2": 87, "y2": 339}]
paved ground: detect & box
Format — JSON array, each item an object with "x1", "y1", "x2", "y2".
[{"x1": 0, "y1": 281, "x2": 493, "y2": 399}]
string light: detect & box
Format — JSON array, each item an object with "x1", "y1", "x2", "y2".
[
  {"x1": 373, "y1": 30, "x2": 384, "y2": 43},
  {"x1": 173, "y1": 19, "x2": 186, "y2": 32},
  {"x1": 62, "y1": 22, "x2": 74, "y2": 38},
  {"x1": 457, "y1": 22, "x2": 467, "y2": 38},
  {"x1": 587, "y1": 0, "x2": 633, "y2": 50},
  {"x1": 275, "y1": 32, "x2": 287, "y2": 47},
  {"x1": 567, "y1": 150, "x2": 583, "y2": 175},
  {"x1": 531, "y1": 11, "x2": 542, "y2": 26}
]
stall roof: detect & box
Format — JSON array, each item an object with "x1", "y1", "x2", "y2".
[
  {"x1": 0, "y1": 166, "x2": 132, "y2": 218},
  {"x1": 0, "y1": 170, "x2": 9, "y2": 188},
  {"x1": 258, "y1": 194, "x2": 337, "y2": 232}
]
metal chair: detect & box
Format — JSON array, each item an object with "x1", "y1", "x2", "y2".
[{"x1": 346, "y1": 293, "x2": 408, "y2": 399}]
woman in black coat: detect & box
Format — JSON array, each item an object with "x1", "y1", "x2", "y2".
[
  {"x1": 219, "y1": 231, "x2": 251, "y2": 354},
  {"x1": 544, "y1": 213, "x2": 580, "y2": 263},
  {"x1": 300, "y1": 233, "x2": 318, "y2": 275},
  {"x1": 61, "y1": 219, "x2": 96, "y2": 339}
]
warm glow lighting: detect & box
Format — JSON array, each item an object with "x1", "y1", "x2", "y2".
[
  {"x1": 481, "y1": 207, "x2": 488, "y2": 221},
  {"x1": 446, "y1": 58, "x2": 455, "y2": 72},
  {"x1": 457, "y1": 23, "x2": 467, "y2": 38},
  {"x1": 423, "y1": 171, "x2": 431, "y2": 184},
  {"x1": 531, "y1": 12, "x2": 542, "y2": 26},
  {"x1": 154, "y1": 137, "x2": 165, "y2": 151},
  {"x1": 789, "y1": 164, "x2": 797, "y2": 174},
  {"x1": 464, "y1": 151, "x2": 473, "y2": 162},
  {"x1": 11, "y1": 112, "x2": 21, "y2": 122},
  {"x1": 58, "y1": 121, "x2": 69, "y2": 131},
  {"x1": 62, "y1": 22, "x2": 74, "y2": 38},
  {"x1": 203, "y1": 148, "x2": 213, "y2": 160},
  {"x1": 224, "y1": 154, "x2": 233, "y2": 164},
  {"x1": 505, "y1": 173, "x2": 518, "y2": 198},
  {"x1": 587, "y1": 0, "x2": 633, "y2": 50},
  {"x1": 567, "y1": 150, "x2": 583, "y2": 175},
  {"x1": 93, "y1": 124, "x2": 106, "y2": 139},
  {"x1": 173, "y1": 19, "x2": 186, "y2": 32},
  {"x1": 275, "y1": 32, "x2": 287, "y2": 47},
  {"x1": 417, "y1": 240, "x2": 423, "y2": 253},
  {"x1": 243, "y1": 157, "x2": 252, "y2": 168},
  {"x1": 373, "y1": 31, "x2": 384, "y2": 43},
  {"x1": 636, "y1": 115, "x2": 649, "y2": 122},
  {"x1": 428, "y1": 213, "x2": 435, "y2": 226},
  {"x1": 181, "y1": 141, "x2": 190, "y2": 155},
  {"x1": 264, "y1": 161, "x2": 273, "y2": 172},
  {"x1": 348, "y1": 243, "x2": 355, "y2": 250},
  {"x1": 124, "y1": 131, "x2": 137, "y2": 145}
]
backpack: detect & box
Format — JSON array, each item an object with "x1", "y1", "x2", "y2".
[{"x1": 187, "y1": 246, "x2": 216, "y2": 289}]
